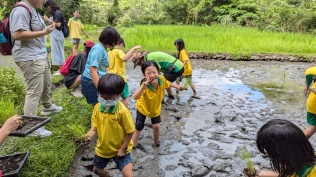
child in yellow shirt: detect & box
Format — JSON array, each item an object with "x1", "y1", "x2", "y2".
[
  {"x1": 174, "y1": 38, "x2": 197, "y2": 97},
  {"x1": 85, "y1": 74, "x2": 135, "y2": 177},
  {"x1": 132, "y1": 61, "x2": 186, "y2": 147},
  {"x1": 108, "y1": 38, "x2": 141, "y2": 107}
]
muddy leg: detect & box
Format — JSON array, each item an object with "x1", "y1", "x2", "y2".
[
  {"x1": 132, "y1": 130, "x2": 142, "y2": 147},
  {"x1": 166, "y1": 87, "x2": 174, "y2": 99},
  {"x1": 190, "y1": 82, "x2": 196, "y2": 96},
  {"x1": 304, "y1": 126, "x2": 316, "y2": 139},
  {"x1": 93, "y1": 166, "x2": 109, "y2": 177},
  {"x1": 121, "y1": 162, "x2": 133, "y2": 177},
  {"x1": 152, "y1": 123, "x2": 160, "y2": 146}
]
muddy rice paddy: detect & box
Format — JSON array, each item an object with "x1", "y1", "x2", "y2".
[{"x1": 66, "y1": 59, "x2": 316, "y2": 177}]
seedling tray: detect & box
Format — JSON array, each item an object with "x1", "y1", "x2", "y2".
[
  {"x1": 0, "y1": 151, "x2": 30, "y2": 177},
  {"x1": 9, "y1": 116, "x2": 51, "y2": 137}
]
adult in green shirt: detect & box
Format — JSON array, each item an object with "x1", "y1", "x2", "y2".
[{"x1": 133, "y1": 51, "x2": 184, "y2": 99}]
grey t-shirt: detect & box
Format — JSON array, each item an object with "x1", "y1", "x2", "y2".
[{"x1": 10, "y1": 2, "x2": 47, "y2": 62}]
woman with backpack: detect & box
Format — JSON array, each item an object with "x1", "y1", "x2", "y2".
[
  {"x1": 9, "y1": 0, "x2": 62, "y2": 136},
  {"x1": 43, "y1": 0, "x2": 65, "y2": 76}
]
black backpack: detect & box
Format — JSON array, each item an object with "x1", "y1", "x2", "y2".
[{"x1": 61, "y1": 17, "x2": 69, "y2": 38}]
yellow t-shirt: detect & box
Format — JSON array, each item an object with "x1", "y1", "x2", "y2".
[
  {"x1": 305, "y1": 67, "x2": 316, "y2": 75},
  {"x1": 307, "y1": 83, "x2": 316, "y2": 114},
  {"x1": 91, "y1": 101, "x2": 135, "y2": 158},
  {"x1": 291, "y1": 164, "x2": 316, "y2": 177},
  {"x1": 108, "y1": 48, "x2": 127, "y2": 82},
  {"x1": 179, "y1": 49, "x2": 192, "y2": 76},
  {"x1": 136, "y1": 75, "x2": 170, "y2": 118},
  {"x1": 67, "y1": 18, "x2": 84, "y2": 39}
]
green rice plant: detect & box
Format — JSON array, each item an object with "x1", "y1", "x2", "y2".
[
  {"x1": 240, "y1": 147, "x2": 256, "y2": 176},
  {"x1": 0, "y1": 99, "x2": 17, "y2": 125}
]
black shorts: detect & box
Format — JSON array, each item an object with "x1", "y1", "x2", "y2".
[
  {"x1": 135, "y1": 110, "x2": 161, "y2": 130},
  {"x1": 164, "y1": 67, "x2": 184, "y2": 82}
]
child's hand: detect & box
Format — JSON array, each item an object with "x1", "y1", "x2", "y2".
[
  {"x1": 85, "y1": 34, "x2": 89, "y2": 38},
  {"x1": 178, "y1": 86, "x2": 187, "y2": 91},
  {"x1": 117, "y1": 148, "x2": 126, "y2": 157},
  {"x1": 142, "y1": 77, "x2": 156, "y2": 89}
]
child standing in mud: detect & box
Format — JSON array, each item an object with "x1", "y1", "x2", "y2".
[
  {"x1": 108, "y1": 38, "x2": 141, "y2": 107},
  {"x1": 85, "y1": 74, "x2": 135, "y2": 177},
  {"x1": 132, "y1": 61, "x2": 186, "y2": 147},
  {"x1": 174, "y1": 38, "x2": 197, "y2": 97},
  {"x1": 303, "y1": 76, "x2": 316, "y2": 139}
]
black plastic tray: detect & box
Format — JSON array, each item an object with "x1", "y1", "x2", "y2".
[
  {"x1": 0, "y1": 151, "x2": 30, "y2": 177},
  {"x1": 9, "y1": 116, "x2": 51, "y2": 137}
]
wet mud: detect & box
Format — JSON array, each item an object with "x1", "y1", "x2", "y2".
[{"x1": 69, "y1": 59, "x2": 316, "y2": 177}]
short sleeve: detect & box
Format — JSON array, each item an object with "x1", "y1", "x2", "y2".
[
  {"x1": 120, "y1": 109, "x2": 135, "y2": 134},
  {"x1": 161, "y1": 75, "x2": 170, "y2": 89},
  {"x1": 89, "y1": 49, "x2": 105, "y2": 68},
  {"x1": 91, "y1": 103, "x2": 100, "y2": 128},
  {"x1": 10, "y1": 7, "x2": 32, "y2": 32},
  {"x1": 118, "y1": 50, "x2": 125, "y2": 61},
  {"x1": 67, "y1": 18, "x2": 71, "y2": 27},
  {"x1": 179, "y1": 50, "x2": 189, "y2": 62}
]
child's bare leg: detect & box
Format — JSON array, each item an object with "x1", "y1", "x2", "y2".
[
  {"x1": 69, "y1": 75, "x2": 81, "y2": 89},
  {"x1": 132, "y1": 130, "x2": 141, "y2": 147},
  {"x1": 304, "y1": 126, "x2": 316, "y2": 139},
  {"x1": 73, "y1": 43, "x2": 79, "y2": 56},
  {"x1": 121, "y1": 97, "x2": 129, "y2": 107},
  {"x1": 121, "y1": 162, "x2": 133, "y2": 177},
  {"x1": 176, "y1": 82, "x2": 180, "y2": 93},
  {"x1": 152, "y1": 123, "x2": 160, "y2": 146},
  {"x1": 93, "y1": 166, "x2": 109, "y2": 177},
  {"x1": 166, "y1": 87, "x2": 174, "y2": 98},
  {"x1": 190, "y1": 82, "x2": 196, "y2": 96}
]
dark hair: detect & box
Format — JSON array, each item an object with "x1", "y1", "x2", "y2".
[
  {"x1": 98, "y1": 74, "x2": 125, "y2": 95},
  {"x1": 174, "y1": 38, "x2": 185, "y2": 52},
  {"x1": 99, "y1": 26, "x2": 120, "y2": 48},
  {"x1": 141, "y1": 60, "x2": 159, "y2": 74},
  {"x1": 118, "y1": 38, "x2": 125, "y2": 47},
  {"x1": 84, "y1": 47, "x2": 92, "y2": 57},
  {"x1": 44, "y1": 0, "x2": 60, "y2": 15},
  {"x1": 72, "y1": 9, "x2": 79, "y2": 13},
  {"x1": 257, "y1": 119, "x2": 316, "y2": 177}
]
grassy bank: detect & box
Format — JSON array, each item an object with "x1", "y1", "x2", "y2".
[{"x1": 59, "y1": 25, "x2": 316, "y2": 56}]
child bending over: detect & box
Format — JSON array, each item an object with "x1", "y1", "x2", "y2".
[{"x1": 85, "y1": 74, "x2": 135, "y2": 177}]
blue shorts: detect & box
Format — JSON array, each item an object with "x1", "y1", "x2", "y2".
[
  {"x1": 93, "y1": 153, "x2": 132, "y2": 171},
  {"x1": 81, "y1": 75, "x2": 98, "y2": 105}
]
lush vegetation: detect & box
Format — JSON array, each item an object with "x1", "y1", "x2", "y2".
[
  {"x1": 1, "y1": 0, "x2": 316, "y2": 33},
  {"x1": 60, "y1": 24, "x2": 316, "y2": 56}
]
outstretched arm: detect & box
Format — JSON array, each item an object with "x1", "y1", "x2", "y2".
[
  {"x1": 169, "y1": 82, "x2": 187, "y2": 91},
  {"x1": 123, "y1": 45, "x2": 142, "y2": 62}
]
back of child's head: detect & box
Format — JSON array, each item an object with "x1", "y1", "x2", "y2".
[
  {"x1": 174, "y1": 38, "x2": 185, "y2": 51},
  {"x1": 99, "y1": 26, "x2": 120, "y2": 48},
  {"x1": 118, "y1": 38, "x2": 125, "y2": 47},
  {"x1": 141, "y1": 60, "x2": 159, "y2": 75},
  {"x1": 256, "y1": 119, "x2": 316, "y2": 177},
  {"x1": 98, "y1": 74, "x2": 125, "y2": 96}
]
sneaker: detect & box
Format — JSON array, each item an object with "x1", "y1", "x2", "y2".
[
  {"x1": 52, "y1": 70, "x2": 62, "y2": 76},
  {"x1": 71, "y1": 87, "x2": 83, "y2": 98},
  {"x1": 41, "y1": 103, "x2": 63, "y2": 116},
  {"x1": 29, "y1": 126, "x2": 52, "y2": 137}
]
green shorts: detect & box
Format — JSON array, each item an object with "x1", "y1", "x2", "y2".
[
  {"x1": 121, "y1": 82, "x2": 130, "y2": 99},
  {"x1": 307, "y1": 112, "x2": 316, "y2": 126}
]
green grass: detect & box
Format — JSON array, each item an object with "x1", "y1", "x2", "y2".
[
  {"x1": 0, "y1": 87, "x2": 92, "y2": 177},
  {"x1": 52, "y1": 25, "x2": 316, "y2": 57}
]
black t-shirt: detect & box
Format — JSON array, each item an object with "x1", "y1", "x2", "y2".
[{"x1": 52, "y1": 10, "x2": 62, "y2": 30}]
